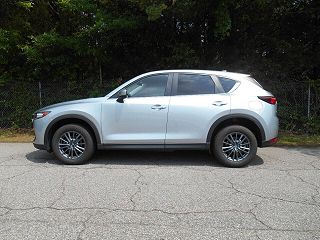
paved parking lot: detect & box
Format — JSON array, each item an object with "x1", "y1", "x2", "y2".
[{"x1": 0, "y1": 143, "x2": 319, "y2": 239}]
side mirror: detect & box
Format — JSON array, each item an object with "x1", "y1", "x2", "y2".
[{"x1": 116, "y1": 89, "x2": 127, "y2": 103}]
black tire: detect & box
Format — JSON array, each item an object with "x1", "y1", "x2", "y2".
[
  {"x1": 212, "y1": 125, "x2": 257, "y2": 168},
  {"x1": 52, "y1": 124, "x2": 95, "y2": 164}
]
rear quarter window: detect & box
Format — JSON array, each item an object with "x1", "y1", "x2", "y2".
[{"x1": 218, "y1": 77, "x2": 237, "y2": 92}]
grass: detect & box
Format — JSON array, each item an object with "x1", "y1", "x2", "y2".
[
  {"x1": 0, "y1": 128, "x2": 34, "y2": 143},
  {"x1": 0, "y1": 128, "x2": 319, "y2": 146},
  {"x1": 277, "y1": 131, "x2": 320, "y2": 147}
]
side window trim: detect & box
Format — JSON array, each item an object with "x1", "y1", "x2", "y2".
[
  {"x1": 164, "y1": 73, "x2": 174, "y2": 96},
  {"x1": 110, "y1": 73, "x2": 172, "y2": 98},
  {"x1": 172, "y1": 73, "x2": 217, "y2": 96},
  {"x1": 172, "y1": 73, "x2": 179, "y2": 96},
  {"x1": 211, "y1": 75, "x2": 225, "y2": 93}
]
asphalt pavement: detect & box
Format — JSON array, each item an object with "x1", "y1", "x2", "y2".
[{"x1": 0, "y1": 143, "x2": 319, "y2": 239}]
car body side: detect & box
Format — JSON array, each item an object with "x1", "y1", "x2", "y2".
[{"x1": 33, "y1": 70, "x2": 278, "y2": 152}]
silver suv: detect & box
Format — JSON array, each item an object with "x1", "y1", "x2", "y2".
[{"x1": 33, "y1": 70, "x2": 278, "y2": 167}]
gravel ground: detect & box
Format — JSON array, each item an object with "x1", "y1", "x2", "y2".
[{"x1": 0, "y1": 143, "x2": 319, "y2": 240}]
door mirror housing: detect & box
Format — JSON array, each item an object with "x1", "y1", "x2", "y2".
[{"x1": 116, "y1": 89, "x2": 127, "y2": 103}]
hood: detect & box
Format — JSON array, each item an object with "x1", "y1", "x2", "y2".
[{"x1": 37, "y1": 97, "x2": 105, "y2": 112}]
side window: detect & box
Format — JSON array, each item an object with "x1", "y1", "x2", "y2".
[
  {"x1": 124, "y1": 74, "x2": 169, "y2": 98},
  {"x1": 219, "y1": 77, "x2": 236, "y2": 92},
  {"x1": 177, "y1": 74, "x2": 215, "y2": 95}
]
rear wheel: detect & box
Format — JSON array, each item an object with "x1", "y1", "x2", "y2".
[
  {"x1": 212, "y1": 125, "x2": 257, "y2": 167},
  {"x1": 52, "y1": 124, "x2": 95, "y2": 164}
]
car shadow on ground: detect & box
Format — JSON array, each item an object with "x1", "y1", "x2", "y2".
[{"x1": 26, "y1": 150, "x2": 264, "y2": 167}]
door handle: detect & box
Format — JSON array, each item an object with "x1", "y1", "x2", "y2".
[
  {"x1": 151, "y1": 104, "x2": 166, "y2": 110},
  {"x1": 212, "y1": 101, "x2": 227, "y2": 106}
]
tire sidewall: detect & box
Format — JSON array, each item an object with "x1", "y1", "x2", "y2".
[
  {"x1": 52, "y1": 124, "x2": 95, "y2": 164},
  {"x1": 213, "y1": 125, "x2": 257, "y2": 167}
]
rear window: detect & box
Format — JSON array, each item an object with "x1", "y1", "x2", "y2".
[{"x1": 219, "y1": 77, "x2": 236, "y2": 92}]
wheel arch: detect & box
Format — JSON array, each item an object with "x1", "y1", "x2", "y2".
[
  {"x1": 44, "y1": 114, "x2": 101, "y2": 151},
  {"x1": 207, "y1": 114, "x2": 266, "y2": 147}
]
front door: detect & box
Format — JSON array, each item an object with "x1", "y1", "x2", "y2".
[{"x1": 101, "y1": 74, "x2": 171, "y2": 144}]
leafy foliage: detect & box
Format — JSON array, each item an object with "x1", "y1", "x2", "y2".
[{"x1": 0, "y1": 0, "x2": 319, "y2": 132}]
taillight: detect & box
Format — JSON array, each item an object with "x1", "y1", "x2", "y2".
[{"x1": 258, "y1": 96, "x2": 277, "y2": 105}]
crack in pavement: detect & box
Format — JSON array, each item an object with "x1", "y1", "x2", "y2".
[
  {"x1": 0, "y1": 208, "x2": 290, "y2": 231},
  {"x1": 1, "y1": 213, "x2": 320, "y2": 234},
  {"x1": 49, "y1": 174, "x2": 67, "y2": 208},
  {"x1": 248, "y1": 202, "x2": 272, "y2": 230},
  {"x1": 285, "y1": 170, "x2": 320, "y2": 204},
  {"x1": 0, "y1": 167, "x2": 37, "y2": 182},
  {"x1": 0, "y1": 208, "x2": 10, "y2": 217},
  {"x1": 1, "y1": 204, "x2": 320, "y2": 233},
  {"x1": 226, "y1": 175, "x2": 320, "y2": 207},
  {"x1": 76, "y1": 211, "x2": 98, "y2": 240},
  {"x1": 130, "y1": 169, "x2": 143, "y2": 210},
  {"x1": 311, "y1": 159, "x2": 320, "y2": 170}
]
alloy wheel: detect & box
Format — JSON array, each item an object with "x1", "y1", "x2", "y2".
[
  {"x1": 58, "y1": 131, "x2": 86, "y2": 159},
  {"x1": 222, "y1": 132, "x2": 251, "y2": 161}
]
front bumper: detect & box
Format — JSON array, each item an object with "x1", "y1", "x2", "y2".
[
  {"x1": 33, "y1": 119, "x2": 51, "y2": 151},
  {"x1": 33, "y1": 143, "x2": 48, "y2": 150}
]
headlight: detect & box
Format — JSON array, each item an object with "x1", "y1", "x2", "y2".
[{"x1": 32, "y1": 111, "x2": 51, "y2": 120}]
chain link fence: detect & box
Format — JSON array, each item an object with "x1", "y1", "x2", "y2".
[
  {"x1": 1, "y1": 79, "x2": 319, "y2": 133},
  {"x1": 267, "y1": 81, "x2": 320, "y2": 133},
  {"x1": 0, "y1": 80, "x2": 115, "y2": 128}
]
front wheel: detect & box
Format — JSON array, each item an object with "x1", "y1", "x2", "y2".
[
  {"x1": 212, "y1": 125, "x2": 257, "y2": 167},
  {"x1": 52, "y1": 124, "x2": 95, "y2": 164}
]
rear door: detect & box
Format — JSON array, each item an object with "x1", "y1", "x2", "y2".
[{"x1": 165, "y1": 73, "x2": 231, "y2": 144}]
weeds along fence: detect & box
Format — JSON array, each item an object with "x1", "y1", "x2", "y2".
[
  {"x1": 266, "y1": 81, "x2": 320, "y2": 133},
  {"x1": 0, "y1": 80, "x2": 319, "y2": 133}
]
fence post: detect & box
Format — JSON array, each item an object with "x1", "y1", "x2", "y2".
[
  {"x1": 307, "y1": 81, "x2": 311, "y2": 118},
  {"x1": 38, "y1": 81, "x2": 42, "y2": 107}
]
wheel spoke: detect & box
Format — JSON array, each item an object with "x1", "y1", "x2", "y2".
[
  {"x1": 237, "y1": 149, "x2": 244, "y2": 158},
  {"x1": 236, "y1": 150, "x2": 240, "y2": 161},
  {"x1": 240, "y1": 146, "x2": 250, "y2": 151},
  {"x1": 75, "y1": 134, "x2": 82, "y2": 143},
  {"x1": 74, "y1": 149, "x2": 79, "y2": 157},
  {"x1": 222, "y1": 146, "x2": 233, "y2": 150},
  {"x1": 67, "y1": 148, "x2": 71, "y2": 157},
  {"x1": 60, "y1": 138, "x2": 68, "y2": 144},
  {"x1": 224, "y1": 148, "x2": 233, "y2": 154},
  {"x1": 227, "y1": 150, "x2": 234, "y2": 158},
  {"x1": 75, "y1": 146, "x2": 84, "y2": 153},
  {"x1": 223, "y1": 141, "x2": 233, "y2": 146},
  {"x1": 76, "y1": 145, "x2": 85, "y2": 151},
  {"x1": 63, "y1": 133, "x2": 69, "y2": 142}
]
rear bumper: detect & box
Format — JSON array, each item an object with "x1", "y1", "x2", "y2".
[{"x1": 261, "y1": 137, "x2": 278, "y2": 147}]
